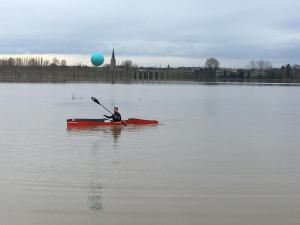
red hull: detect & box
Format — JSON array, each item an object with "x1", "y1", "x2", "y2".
[{"x1": 67, "y1": 118, "x2": 158, "y2": 127}]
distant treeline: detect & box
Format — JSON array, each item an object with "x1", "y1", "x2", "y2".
[
  {"x1": 0, "y1": 56, "x2": 300, "y2": 83},
  {"x1": 193, "y1": 58, "x2": 300, "y2": 81},
  {"x1": 0, "y1": 57, "x2": 67, "y2": 67}
]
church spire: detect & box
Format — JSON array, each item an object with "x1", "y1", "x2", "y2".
[{"x1": 110, "y1": 48, "x2": 116, "y2": 67}]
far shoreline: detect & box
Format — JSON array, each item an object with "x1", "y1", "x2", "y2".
[{"x1": 1, "y1": 65, "x2": 300, "y2": 84}]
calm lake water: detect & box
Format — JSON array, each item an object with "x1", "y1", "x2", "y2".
[{"x1": 0, "y1": 83, "x2": 300, "y2": 225}]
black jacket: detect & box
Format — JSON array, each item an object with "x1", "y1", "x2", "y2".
[{"x1": 104, "y1": 112, "x2": 122, "y2": 121}]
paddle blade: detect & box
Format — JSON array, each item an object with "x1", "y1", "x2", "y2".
[{"x1": 91, "y1": 97, "x2": 100, "y2": 105}]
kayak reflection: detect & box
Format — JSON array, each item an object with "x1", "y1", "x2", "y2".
[
  {"x1": 103, "y1": 126, "x2": 122, "y2": 143},
  {"x1": 67, "y1": 125, "x2": 158, "y2": 144},
  {"x1": 67, "y1": 125, "x2": 123, "y2": 143},
  {"x1": 87, "y1": 181, "x2": 104, "y2": 212}
]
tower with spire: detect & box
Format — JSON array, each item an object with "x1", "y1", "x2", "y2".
[{"x1": 110, "y1": 48, "x2": 116, "y2": 67}]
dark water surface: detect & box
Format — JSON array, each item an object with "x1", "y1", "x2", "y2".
[{"x1": 0, "y1": 83, "x2": 300, "y2": 225}]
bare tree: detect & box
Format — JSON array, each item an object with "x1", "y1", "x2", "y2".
[
  {"x1": 0, "y1": 56, "x2": 67, "y2": 67},
  {"x1": 44, "y1": 59, "x2": 50, "y2": 66},
  {"x1": 60, "y1": 59, "x2": 67, "y2": 66},
  {"x1": 28, "y1": 58, "x2": 37, "y2": 67},
  {"x1": 123, "y1": 59, "x2": 133, "y2": 68},
  {"x1": 249, "y1": 60, "x2": 257, "y2": 69},
  {"x1": 286, "y1": 64, "x2": 292, "y2": 78},
  {"x1": 205, "y1": 57, "x2": 220, "y2": 79},
  {"x1": 7, "y1": 57, "x2": 15, "y2": 67},
  {"x1": 248, "y1": 60, "x2": 272, "y2": 70},
  {"x1": 51, "y1": 57, "x2": 60, "y2": 66},
  {"x1": 15, "y1": 58, "x2": 23, "y2": 66}
]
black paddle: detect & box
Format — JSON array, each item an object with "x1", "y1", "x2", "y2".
[{"x1": 91, "y1": 97, "x2": 127, "y2": 126}]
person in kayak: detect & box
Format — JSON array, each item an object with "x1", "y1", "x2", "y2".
[{"x1": 103, "y1": 107, "x2": 122, "y2": 122}]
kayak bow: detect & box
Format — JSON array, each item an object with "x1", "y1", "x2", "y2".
[{"x1": 67, "y1": 118, "x2": 158, "y2": 127}]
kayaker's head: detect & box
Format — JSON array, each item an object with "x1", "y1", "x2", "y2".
[{"x1": 114, "y1": 107, "x2": 119, "y2": 113}]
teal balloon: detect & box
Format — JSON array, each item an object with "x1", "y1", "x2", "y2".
[{"x1": 91, "y1": 52, "x2": 104, "y2": 66}]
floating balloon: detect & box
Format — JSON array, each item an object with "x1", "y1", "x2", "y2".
[{"x1": 91, "y1": 52, "x2": 104, "y2": 66}]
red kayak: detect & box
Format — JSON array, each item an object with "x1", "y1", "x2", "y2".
[{"x1": 67, "y1": 118, "x2": 159, "y2": 127}]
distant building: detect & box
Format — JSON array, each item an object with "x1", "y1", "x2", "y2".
[
  {"x1": 293, "y1": 64, "x2": 300, "y2": 70},
  {"x1": 216, "y1": 68, "x2": 225, "y2": 77},
  {"x1": 250, "y1": 70, "x2": 266, "y2": 79},
  {"x1": 110, "y1": 48, "x2": 116, "y2": 67}
]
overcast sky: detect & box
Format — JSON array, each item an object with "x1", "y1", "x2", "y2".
[{"x1": 0, "y1": 0, "x2": 299, "y2": 67}]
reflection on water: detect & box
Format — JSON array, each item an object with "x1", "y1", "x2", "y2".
[
  {"x1": 67, "y1": 125, "x2": 123, "y2": 143},
  {"x1": 88, "y1": 182, "x2": 104, "y2": 212},
  {"x1": 67, "y1": 125, "x2": 158, "y2": 145},
  {"x1": 105, "y1": 126, "x2": 122, "y2": 143},
  {"x1": 200, "y1": 82, "x2": 300, "y2": 86}
]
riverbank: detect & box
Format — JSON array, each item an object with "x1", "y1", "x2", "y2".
[{"x1": 1, "y1": 66, "x2": 300, "y2": 83}]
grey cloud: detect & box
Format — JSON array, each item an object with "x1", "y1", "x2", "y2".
[{"x1": 0, "y1": 0, "x2": 299, "y2": 65}]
